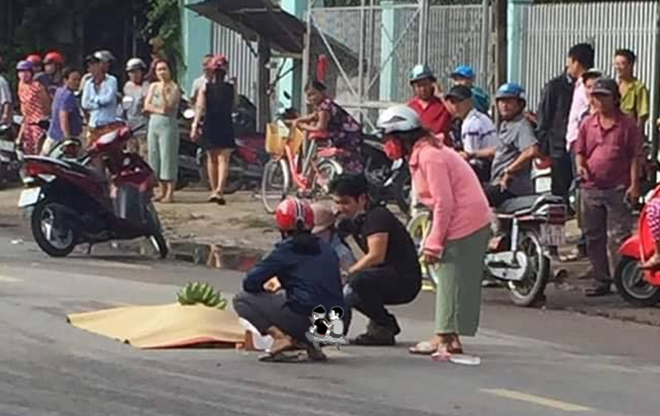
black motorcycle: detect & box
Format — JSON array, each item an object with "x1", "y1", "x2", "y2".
[{"x1": 362, "y1": 134, "x2": 411, "y2": 217}]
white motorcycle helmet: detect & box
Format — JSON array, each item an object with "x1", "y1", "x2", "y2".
[
  {"x1": 376, "y1": 105, "x2": 422, "y2": 135},
  {"x1": 125, "y1": 58, "x2": 147, "y2": 72}
]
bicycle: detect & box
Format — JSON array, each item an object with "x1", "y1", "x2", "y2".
[{"x1": 261, "y1": 122, "x2": 344, "y2": 213}]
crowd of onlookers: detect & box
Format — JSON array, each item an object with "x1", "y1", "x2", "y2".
[{"x1": 0, "y1": 50, "x2": 241, "y2": 205}]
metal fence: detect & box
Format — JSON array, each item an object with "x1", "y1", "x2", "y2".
[
  {"x1": 212, "y1": 24, "x2": 259, "y2": 103},
  {"x1": 518, "y1": 0, "x2": 659, "y2": 135},
  {"x1": 305, "y1": 0, "x2": 490, "y2": 128}
]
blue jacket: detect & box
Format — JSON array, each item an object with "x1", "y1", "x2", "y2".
[{"x1": 243, "y1": 236, "x2": 345, "y2": 315}]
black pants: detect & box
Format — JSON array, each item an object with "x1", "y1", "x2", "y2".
[
  {"x1": 484, "y1": 184, "x2": 515, "y2": 208},
  {"x1": 232, "y1": 291, "x2": 311, "y2": 345},
  {"x1": 344, "y1": 266, "x2": 421, "y2": 332},
  {"x1": 551, "y1": 153, "x2": 573, "y2": 207}
]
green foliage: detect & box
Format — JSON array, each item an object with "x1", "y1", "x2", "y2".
[
  {"x1": 144, "y1": 0, "x2": 184, "y2": 75},
  {"x1": 177, "y1": 282, "x2": 228, "y2": 310}
]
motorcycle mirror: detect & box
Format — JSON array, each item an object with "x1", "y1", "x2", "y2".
[{"x1": 183, "y1": 109, "x2": 196, "y2": 120}]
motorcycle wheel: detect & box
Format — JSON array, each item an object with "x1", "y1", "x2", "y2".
[
  {"x1": 261, "y1": 159, "x2": 290, "y2": 214},
  {"x1": 614, "y1": 256, "x2": 660, "y2": 306},
  {"x1": 506, "y1": 228, "x2": 550, "y2": 307},
  {"x1": 31, "y1": 200, "x2": 76, "y2": 257},
  {"x1": 146, "y1": 203, "x2": 168, "y2": 259},
  {"x1": 313, "y1": 158, "x2": 343, "y2": 196}
]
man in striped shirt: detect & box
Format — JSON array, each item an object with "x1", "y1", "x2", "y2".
[{"x1": 444, "y1": 85, "x2": 498, "y2": 182}]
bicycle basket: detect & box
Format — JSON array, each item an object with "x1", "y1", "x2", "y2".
[{"x1": 265, "y1": 123, "x2": 303, "y2": 156}]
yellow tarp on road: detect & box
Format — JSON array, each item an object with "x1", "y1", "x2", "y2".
[{"x1": 67, "y1": 303, "x2": 245, "y2": 349}]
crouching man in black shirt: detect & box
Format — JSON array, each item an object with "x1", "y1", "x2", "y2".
[{"x1": 329, "y1": 174, "x2": 422, "y2": 346}]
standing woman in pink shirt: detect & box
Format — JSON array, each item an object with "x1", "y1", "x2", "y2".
[{"x1": 377, "y1": 105, "x2": 491, "y2": 357}]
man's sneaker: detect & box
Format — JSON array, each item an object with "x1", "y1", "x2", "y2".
[{"x1": 355, "y1": 320, "x2": 399, "y2": 346}]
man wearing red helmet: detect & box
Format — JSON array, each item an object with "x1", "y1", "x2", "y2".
[
  {"x1": 35, "y1": 51, "x2": 65, "y2": 98},
  {"x1": 233, "y1": 197, "x2": 345, "y2": 362}
]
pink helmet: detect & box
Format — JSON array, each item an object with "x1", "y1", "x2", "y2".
[
  {"x1": 26, "y1": 54, "x2": 42, "y2": 65},
  {"x1": 205, "y1": 54, "x2": 228, "y2": 71}
]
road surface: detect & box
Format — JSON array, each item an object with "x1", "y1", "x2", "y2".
[{"x1": 0, "y1": 234, "x2": 659, "y2": 416}]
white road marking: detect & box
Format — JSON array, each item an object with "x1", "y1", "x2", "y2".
[
  {"x1": 481, "y1": 389, "x2": 593, "y2": 412},
  {"x1": 0, "y1": 275, "x2": 22, "y2": 283}
]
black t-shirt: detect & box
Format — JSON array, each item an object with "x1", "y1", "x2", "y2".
[
  {"x1": 314, "y1": 319, "x2": 329, "y2": 336},
  {"x1": 354, "y1": 205, "x2": 421, "y2": 278}
]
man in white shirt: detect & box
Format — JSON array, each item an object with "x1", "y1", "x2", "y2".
[
  {"x1": 190, "y1": 54, "x2": 214, "y2": 104},
  {"x1": 565, "y1": 43, "x2": 595, "y2": 152},
  {"x1": 444, "y1": 85, "x2": 498, "y2": 182}
]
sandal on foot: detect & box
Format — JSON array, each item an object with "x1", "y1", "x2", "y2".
[{"x1": 409, "y1": 341, "x2": 437, "y2": 355}]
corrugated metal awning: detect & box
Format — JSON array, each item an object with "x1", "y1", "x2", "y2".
[{"x1": 186, "y1": 0, "x2": 305, "y2": 55}]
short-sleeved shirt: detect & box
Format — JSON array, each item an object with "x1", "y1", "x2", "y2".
[
  {"x1": 620, "y1": 78, "x2": 649, "y2": 122},
  {"x1": 353, "y1": 205, "x2": 421, "y2": 279},
  {"x1": 490, "y1": 114, "x2": 538, "y2": 196},
  {"x1": 317, "y1": 97, "x2": 362, "y2": 149},
  {"x1": 461, "y1": 109, "x2": 498, "y2": 153},
  {"x1": 407, "y1": 96, "x2": 452, "y2": 140},
  {"x1": 0, "y1": 75, "x2": 12, "y2": 108},
  {"x1": 47, "y1": 87, "x2": 82, "y2": 141},
  {"x1": 190, "y1": 75, "x2": 209, "y2": 103},
  {"x1": 123, "y1": 81, "x2": 150, "y2": 133},
  {"x1": 574, "y1": 111, "x2": 642, "y2": 190}
]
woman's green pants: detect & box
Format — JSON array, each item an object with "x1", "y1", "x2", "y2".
[
  {"x1": 148, "y1": 114, "x2": 179, "y2": 181},
  {"x1": 431, "y1": 225, "x2": 490, "y2": 336}
]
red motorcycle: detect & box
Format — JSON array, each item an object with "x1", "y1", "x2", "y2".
[
  {"x1": 17, "y1": 125, "x2": 168, "y2": 258},
  {"x1": 615, "y1": 186, "x2": 660, "y2": 306}
]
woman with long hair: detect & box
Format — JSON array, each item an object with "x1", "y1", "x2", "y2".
[
  {"x1": 191, "y1": 54, "x2": 235, "y2": 205},
  {"x1": 16, "y1": 60, "x2": 51, "y2": 155},
  {"x1": 144, "y1": 59, "x2": 181, "y2": 203},
  {"x1": 377, "y1": 105, "x2": 491, "y2": 358}
]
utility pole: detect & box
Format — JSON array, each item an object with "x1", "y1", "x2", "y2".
[{"x1": 494, "y1": 0, "x2": 508, "y2": 124}]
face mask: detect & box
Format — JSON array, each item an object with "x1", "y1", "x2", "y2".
[{"x1": 384, "y1": 137, "x2": 403, "y2": 160}]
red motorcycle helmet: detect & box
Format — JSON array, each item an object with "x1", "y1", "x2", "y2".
[
  {"x1": 275, "y1": 198, "x2": 315, "y2": 232},
  {"x1": 26, "y1": 54, "x2": 42, "y2": 65},
  {"x1": 44, "y1": 51, "x2": 65, "y2": 66}
]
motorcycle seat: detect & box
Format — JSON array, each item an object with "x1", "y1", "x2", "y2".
[
  {"x1": 64, "y1": 160, "x2": 105, "y2": 182},
  {"x1": 497, "y1": 194, "x2": 563, "y2": 215}
]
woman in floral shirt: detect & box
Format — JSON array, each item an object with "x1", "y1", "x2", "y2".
[{"x1": 291, "y1": 80, "x2": 363, "y2": 172}]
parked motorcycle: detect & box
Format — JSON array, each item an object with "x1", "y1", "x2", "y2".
[
  {"x1": 614, "y1": 186, "x2": 660, "y2": 306},
  {"x1": 362, "y1": 135, "x2": 411, "y2": 217},
  {"x1": 408, "y1": 194, "x2": 567, "y2": 306},
  {"x1": 18, "y1": 124, "x2": 168, "y2": 259},
  {"x1": 0, "y1": 115, "x2": 23, "y2": 187}
]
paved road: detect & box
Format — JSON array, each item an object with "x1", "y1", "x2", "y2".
[{"x1": 1, "y1": 235, "x2": 659, "y2": 416}]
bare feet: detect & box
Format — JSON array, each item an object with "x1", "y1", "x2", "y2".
[
  {"x1": 152, "y1": 194, "x2": 164, "y2": 202},
  {"x1": 642, "y1": 253, "x2": 660, "y2": 270}
]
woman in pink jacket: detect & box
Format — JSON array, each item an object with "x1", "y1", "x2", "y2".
[{"x1": 377, "y1": 105, "x2": 491, "y2": 358}]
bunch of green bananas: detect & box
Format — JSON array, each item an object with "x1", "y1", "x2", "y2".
[{"x1": 176, "y1": 282, "x2": 228, "y2": 310}]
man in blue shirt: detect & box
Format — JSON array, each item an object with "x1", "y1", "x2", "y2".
[
  {"x1": 82, "y1": 54, "x2": 119, "y2": 145},
  {"x1": 42, "y1": 68, "x2": 83, "y2": 156}
]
